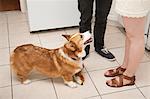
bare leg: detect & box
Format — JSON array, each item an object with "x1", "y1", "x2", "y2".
[
  {"x1": 121, "y1": 36, "x2": 130, "y2": 68},
  {"x1": 106, "y1": 16, "x2": 145, "y2": 86},
  {"x1": 123, "y1": 17, "x2": 145, "y2": 77}
]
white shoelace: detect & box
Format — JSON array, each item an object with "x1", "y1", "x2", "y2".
[
  {"x1": 82, "y1": 31, "x2": 92, "y2": 43},
  {"x1": 101, "y1": 48, "x2": 109, "y2": 54}
]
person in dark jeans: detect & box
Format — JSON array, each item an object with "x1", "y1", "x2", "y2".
[{"x1": 78, "y1": 0, "x2": 115, "y2": 61}]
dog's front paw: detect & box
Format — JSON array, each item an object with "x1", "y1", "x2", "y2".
[
  {"x1": 74, "y1": 76, "x2": 84, "y2": 85},
  {"x1": 65, "y1": 81, "x2": 77, "y2": 88},
  {"x1": 23, "y1": 79, "x2": 31, "y2": 85}
]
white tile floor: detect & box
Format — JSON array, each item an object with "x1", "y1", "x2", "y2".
[{"x1": 0, "y1": 11, "x2": 150, "y2": 99}]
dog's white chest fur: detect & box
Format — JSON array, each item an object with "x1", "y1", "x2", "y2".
[
  {"x1": 58, "y1": 49, "x2": 75, "y2": 62},
  {"x1": 59, "y1": 49, "x2": 83, "y2": 71}
]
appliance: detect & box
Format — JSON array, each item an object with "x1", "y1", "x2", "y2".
[
  {"x1": 26, "y1": 0, "x2": 80, "y2": 32},
  {"x1": 145, "y1": 13, "x2": 150, "y2": 51}
]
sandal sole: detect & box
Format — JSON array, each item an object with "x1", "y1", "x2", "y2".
[{"x1": 106, "y1": 82, "x2": 135, "y2": 88}]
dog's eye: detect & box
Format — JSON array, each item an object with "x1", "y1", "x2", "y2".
[
  {"x1": 80, "y1": 35, "x2": 83, "y2": 38},
  {"x1": 70, "y1": 44, "x2": 75, "y2": 47}
]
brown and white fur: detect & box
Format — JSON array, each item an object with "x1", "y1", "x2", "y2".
[{"x1": 10, "y1": 33, "x2": 86, "y2": 88}]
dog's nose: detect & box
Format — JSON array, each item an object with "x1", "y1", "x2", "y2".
[{"x1": 77, "y1": 50, "x2": 86, "y2": 58}]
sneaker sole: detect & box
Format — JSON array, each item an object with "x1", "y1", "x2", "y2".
[
  {"x1": 100, "y1": 55, "x2": 116, "y2": 62},
  {"x1": 107, "y1": 58, "x2": 116, "y2": 62},
  {"x1": 95, "y1": 51, "x2": 116, "y2": 62}
]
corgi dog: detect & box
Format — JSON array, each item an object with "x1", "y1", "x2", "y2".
[{"x1": 10, "y1": 33, "x2": 92, "y2": 88}]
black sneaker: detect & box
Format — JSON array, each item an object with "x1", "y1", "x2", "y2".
[
  {"x1": 95, "y1": 48, "x2": 116, "y2": 61},
  {"x1": 82, "y1": 45, "x2": 90, "y2": 60}
]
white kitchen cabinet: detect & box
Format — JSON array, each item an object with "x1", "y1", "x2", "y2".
[
  {"x1": 26, "y1": 0, "x2": 80, "y2": 32},
  {"x1": 145, "y1": 13, "x2": 150, "y2": 51}
]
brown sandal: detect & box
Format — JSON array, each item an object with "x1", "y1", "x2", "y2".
[
  {"x1": 106, "y1": 75, "x2": 135, "y2": 87},
  {"x1": 104, "y1": 66, "x2": 126, "y2": 77}
]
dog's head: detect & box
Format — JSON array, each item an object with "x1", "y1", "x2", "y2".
[{"x1": 62, "y1": 33, "x2": 86, "y2": 60}]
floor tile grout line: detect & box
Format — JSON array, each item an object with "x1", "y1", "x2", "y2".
[
  {"x1": 51, "y1": 79, "x2": 59, "y2": 99},
  {"x1": 37, "y1": 33, "x2": 42, "y2": 46},
  {"x1": 85, "y1": 65, "x2": 119, "y2": 73},
  {"x1": 137, "y1": 84, "x2": 150, "y2": 89},
  {"x1": 9, "y1": 78, "x2": 56, "y2": 90},
  {"x1": 100, "y1": 87, "x2": 138, "y2": 96},
  {"x1": 0, "y1": 64, "x2": 10, "y2": 67},
  {"x1": 6, "y1": 13, "x2": 14, "y2": 99},
  {"x1": 136, "y1": 85, "x2": 148, "y2": 99},
  {"x1": 84, "y1": 95, "x2": 100, "y2": 99},
  {"x1": 10, "y1": 78, "x2": 50, "y2": 87},
  {"x1": 8, "y1": 20, "x2": 29, "y2": 25},
  {"x1": 0, "y1": 47, "x2": 10, "y2": 49},
  {"x1": 85, "y1": 68, "x2": 103, "y2": 99},
  {"x1": 0, "y1": 85, "x2": 12, "y2": 89}
]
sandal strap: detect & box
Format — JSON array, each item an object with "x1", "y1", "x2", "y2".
[
  {"x1": 111, "y1": 78, "x2": 121, "y2": 87},
  {"x1": 116, "y1": 67, "x2": 126, "y2": 73},
  {"x1": 122, "y1": 75, "x2": 136, "y2": 83},
  {"x1": 106, "y1": 66, "x2": 126, "y2": 77},
  {"x1": 111, "y1": 77, "x2": 123, "y2": 87},
  {"x1": 108, "y1": 75, "x2": 135, "y2": 87},
  {"x1": 118, "y1": 75, "x2": 135, "y2": 87}
]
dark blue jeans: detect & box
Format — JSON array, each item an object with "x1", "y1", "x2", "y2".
[{"x1": 78, "y1": 0, "x2": 112, "y2": 49}]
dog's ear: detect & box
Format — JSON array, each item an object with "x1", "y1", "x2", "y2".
[{"x1": 62, "y1": 34, "x2": 71, "y2": 41}]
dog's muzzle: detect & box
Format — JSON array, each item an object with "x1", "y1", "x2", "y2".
[{"x1": 77, "y1": 50, "x2": 86, "y2": 58}]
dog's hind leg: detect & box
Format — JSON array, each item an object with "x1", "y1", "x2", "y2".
[
  {"x1": 62, "y1": 74, "x2": 77, "y2": 88},
  {"x1": 16, "y1": 66, "x2": 33, "y2": 84},
  {"x1": 16, "y1": 72, "x2": 30, "y2": 84}
]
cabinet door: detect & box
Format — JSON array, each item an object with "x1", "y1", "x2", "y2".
[
  {"x1": 0, "y1": 0, "x2": 20, "y2": 11},
  {"x1": 27, "y1": 0, "x2": 80, "y2": 31}
]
